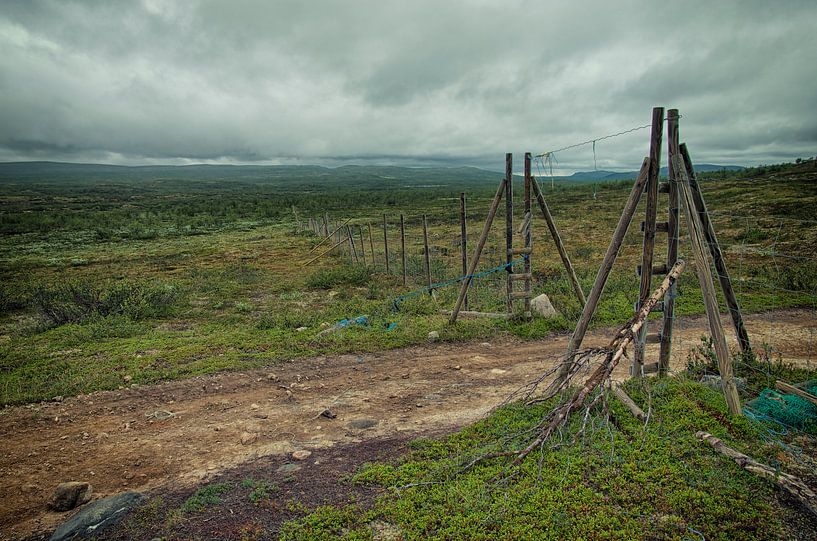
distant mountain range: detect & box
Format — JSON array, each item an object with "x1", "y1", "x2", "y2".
[
  {"x1": 0, "y1": 160, "x2": 744, "y2": 186},
  {"x1": 555, "y1": 164, "x2": 745, "y2": 182}
]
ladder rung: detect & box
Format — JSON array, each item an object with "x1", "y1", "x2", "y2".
[
  {"x1": 508, "y1": 248, "x2": 532, "y2": 256},
  {"x1": 510, "y1": 291, "x2": 531, "y2": 300},
  {"x1": 658, "y1": 182, "x2": 671, "y2": 194},
  {"x1": 636, "y1": 263, "x2": 669, "y2": 277},
  {"x1": 509, "y1": 273, "x2": 532, "y2": 281},
  {"x1": 645, "y1": 333, "x2": 662, "y2": 344},
  {"x1": 640, "y1": 221, "x2": 670, "y2": 233},
  {"x1": 643, "y1": 362, "x2": 660, "y2": 374}
]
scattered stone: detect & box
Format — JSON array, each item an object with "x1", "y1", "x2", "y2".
[
  {"x1": 123, "y1": 375, "x2": 132, "y2": 383},
  {"x1": 145, "y1": 410, "x2": 175, "y2": 421},
  {"x1": 427, "y1": 331, "x2": 440, "y2": 342},
  {"x1": 250, "y1": 403, "x2": 260, "y2": 410},
  {"x1": 49, "y1": 481, "x2": 92, "y2": 512},
  {"x1": 531, "y1": 294, "x2": 559, "y2": 318},
  {"x1": 490, "y1": 368, "x2": 507, "y2": 375},
  {"x1": 49, "y1": 491, "x2": 145, "y2": 541},
  {"x1": 295, "y1": 326, "x2": 308, "y2": 332},
  {"x1": 348, "y1": 419, "x2": 377, "y2": 430},
  {"x1": 292, "y1": 450, "x2": 312, "y2": 461},
  {"x1": 700, "y1": 374, "x2": 747, "y2": 391},
  {"x1": 240, "y1": 431, "x2": 259, "y2": 445},
  {"x1": 319, "y1": 322, "x2": 330, "y2": 329},
  {"x1": 52, "y1": 396, "x2": 64, "y2": 403},
  {"x1": 452, "y1": 365, "x2": 461, "y2": 371},
  {"x1": 21, "y1": 483, "x2": 38, "y2": 494},
  {"x1": 480, "y1": 342, "x2": 492, "y2": 347},
  {"x1": 320, "y1": 409, "x2": 337, "y2": 419},
  {"x1": 276, "y1": 463, "x2": 301, "y2": 474},
  {"x1": 266, "y1": 373, "x2": 279, "y2": 382}
]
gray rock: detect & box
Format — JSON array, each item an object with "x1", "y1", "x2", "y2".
[
  {"x1": 427, "y1": 331, "x2": 440, "y2": 343},
  {"x1": 700, "y1": 374, "x2": 747, "y2": 391},
  {"x1": 349, "y1": 419, "x2": 377, "y2": 430},
  {"x1": 49, "y1": 492, "x2": 145, "y2": 541},
  {"x1": 530, "y1": 294, "x2": 558, "y2": 318},
  {"x1": 48, "y1": 482, "x2": 92, "y2": 512}
]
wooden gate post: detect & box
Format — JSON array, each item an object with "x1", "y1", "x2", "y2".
[
  {"x1": 400, "y1": 214, "x2": 407, "y2": 286},
  {"x1": 505, "y1": 153, "x2": 514, "y2": 313},
  {"x1": 460, "y1": 192, "x2": 469, "y2": 310},
  {"x1": 633, "y1": 106, "x2": 665, "y2": 376},
  {"x1": 383, "y1": 214, "x2": 390, "y2": 274},
  {"x1": 658, "y1": 109, "x2": 680, "y2": 374}
]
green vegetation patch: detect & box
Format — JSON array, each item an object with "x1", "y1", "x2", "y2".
[{"x1": 281, "y1": 379, "x2": 788, "y2": 540}]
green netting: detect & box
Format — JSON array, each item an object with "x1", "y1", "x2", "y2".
[{"x1": 745, "y1": 380, "x2": 817, "y2": 432}]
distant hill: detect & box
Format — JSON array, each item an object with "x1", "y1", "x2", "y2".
[
  {"x1": 559, "y1": 164, "x2": 745, "y2": 182},
  {"x1": 0, "y1": 160, "x2": 745, "y2": 189},
  {"x1": 0, "y1": 161, "x2": 503, "y2": 189}
]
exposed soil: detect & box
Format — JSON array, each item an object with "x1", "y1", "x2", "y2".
[{"x1": 1, "y1": 308, "x2": 815, "y2": 540}]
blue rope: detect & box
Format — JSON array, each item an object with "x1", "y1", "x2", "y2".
[{"x1": 391, "y1": 256, "x2": 528, "y2": 310}]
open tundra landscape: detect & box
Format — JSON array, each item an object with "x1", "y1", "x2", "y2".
[{"x1": 2, "y1": 2, "x2": 817, "y2": 540}]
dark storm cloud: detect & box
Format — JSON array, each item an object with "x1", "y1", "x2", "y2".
[{"x1": 0, "y1": 0, "x2": 815, "y2": 171}]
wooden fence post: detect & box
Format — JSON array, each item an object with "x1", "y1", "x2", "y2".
[
  {"x1": 358, "y1": 225, "x2": 366, "y2": 266},
  {"x1": 633, "y1": 106, "x2": 665, "y2": 375},
  {"x1": 505, "y1": 153, "x2": 514, "y2": 313},
  {"x1": 346, "y1": 226, "x2": 358, "y2": 264},
  {"x1": 555, "y1": 158, "x2": 651, "y2": 383},
  {"x1": 523, "y1": 152, "x2": 533, "y2": 319},
  {"x1": 423, "y1": 214, "x2": 432, "y2": 289},
  {"x1": 400, "y1": 214, "x2": 407, "y2": 286},
  {"x1": 674, "y1": 154, "x2": 742, "y2": 416},
  {"x1": 460, "y1": 192, "x2": 469, "y2": 310},
  {"x1": 450, "y1": 179, "x2": 506, "y2": 323},
  {"x1": 368, "y1": 222, "x2": 375, "y2": 267},
  {"x1": 659, "y1": 109, "x2": 680, "y2": 374},
  {"x1": 383, "y1": 214, "x2": 390, "y2": 274}
]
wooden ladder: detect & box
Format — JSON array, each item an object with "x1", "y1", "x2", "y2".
[
  {"x1": 633, "y1": 107, "x2": 676, "y2": 376},
  {"x1": 506, "y1": 153, "x2": 533, "y2": 319}
]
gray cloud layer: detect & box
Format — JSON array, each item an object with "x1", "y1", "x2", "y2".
[{"x1": 1, "y1": 0, "x2": 815, "y2": 171}]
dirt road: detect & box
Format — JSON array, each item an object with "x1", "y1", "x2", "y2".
[{"x1": 1, "y1": 309, "x2": 814, "y2": 539}]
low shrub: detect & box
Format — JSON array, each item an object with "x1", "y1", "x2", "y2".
[
  {"x1": 28, "y1": 279, "x2": 182, "y2": 328},
  {"x1": 306, "y1": 264, "x2": 372, "y2": 289}
]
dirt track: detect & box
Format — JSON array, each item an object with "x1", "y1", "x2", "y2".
[{"x1": 1, "y1": 309, "x2": 815, "y2": 540}]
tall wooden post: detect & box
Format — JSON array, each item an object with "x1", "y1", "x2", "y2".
[
  {"x1": 555, "y1": 158, "x2": 650, "y2": 383},
  {"x1": 368, "y1": 222, "x2": 375, "y2": 267},
  {"x1": 633, "y1": 106, "x2": 665, "y2": 376},
  {"x1": 358, "y1": 225, "x2": 366, "y2": 266},
  {"x1": 450, "y1": 179, "x2": 506, "y2": 323},
  {"x1": 323, "y1": 214, "x2": 330, "y2": 236},
  {"x1": 383, "y1": 214, "x2": 390, "y2": 274},
  {"x1": 400, "y1": 214, "x2": 407, "y2": 286},
  {"x1": 346, "y1": 226, "x2": 355, "y2": 264},
  {"x1": 523, "y1": 152, "x2": 533, "y2": 318},
  {"x1": 681, "y1": 143, "x2": 752, "y2": 355},
  {"x1": 422, "y1": 214, "x2": 432, "y2": 289},
  {"x1": 674, "y1": 155, "x2": 742, "y2": 416},
  {"x1": 460, "y1": 192, "x2": 469, "y2": 310},
  {"x1": 658, "y1": 109, "x2": 680, "y2": 374},
  {"x1": 505, "y1": 153, "x2": 514, "y2": 313}
]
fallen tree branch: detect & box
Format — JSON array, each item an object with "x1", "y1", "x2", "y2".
[
  {"x1": 696, "y1": 431, "x2": 817, "y2": 518},
  {"x1": 610, "y1": 383, "x2": 646, "y2": 422}
]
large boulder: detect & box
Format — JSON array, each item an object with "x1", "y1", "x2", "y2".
[
  {"x1": 49, "y1": 492, "x2": 146, "y2": 541},
  {"x1": 530, "y1": 294, "x2": 558, "y2": 318},
  {"x1": 48, "y1": 482, "x2": 92, "y2": 512}
]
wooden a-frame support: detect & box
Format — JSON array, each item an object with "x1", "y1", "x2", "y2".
[
  {"x1": 551, "y1": 106, "x2": 747, "y2": 415},
  {"x1": 450, "y1": 153, "x2": 586, "y2": 323}
]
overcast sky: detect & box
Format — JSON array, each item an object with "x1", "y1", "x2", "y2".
[{"x1": 1, "y1": 1, "x2": 815, "y2": 172}]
